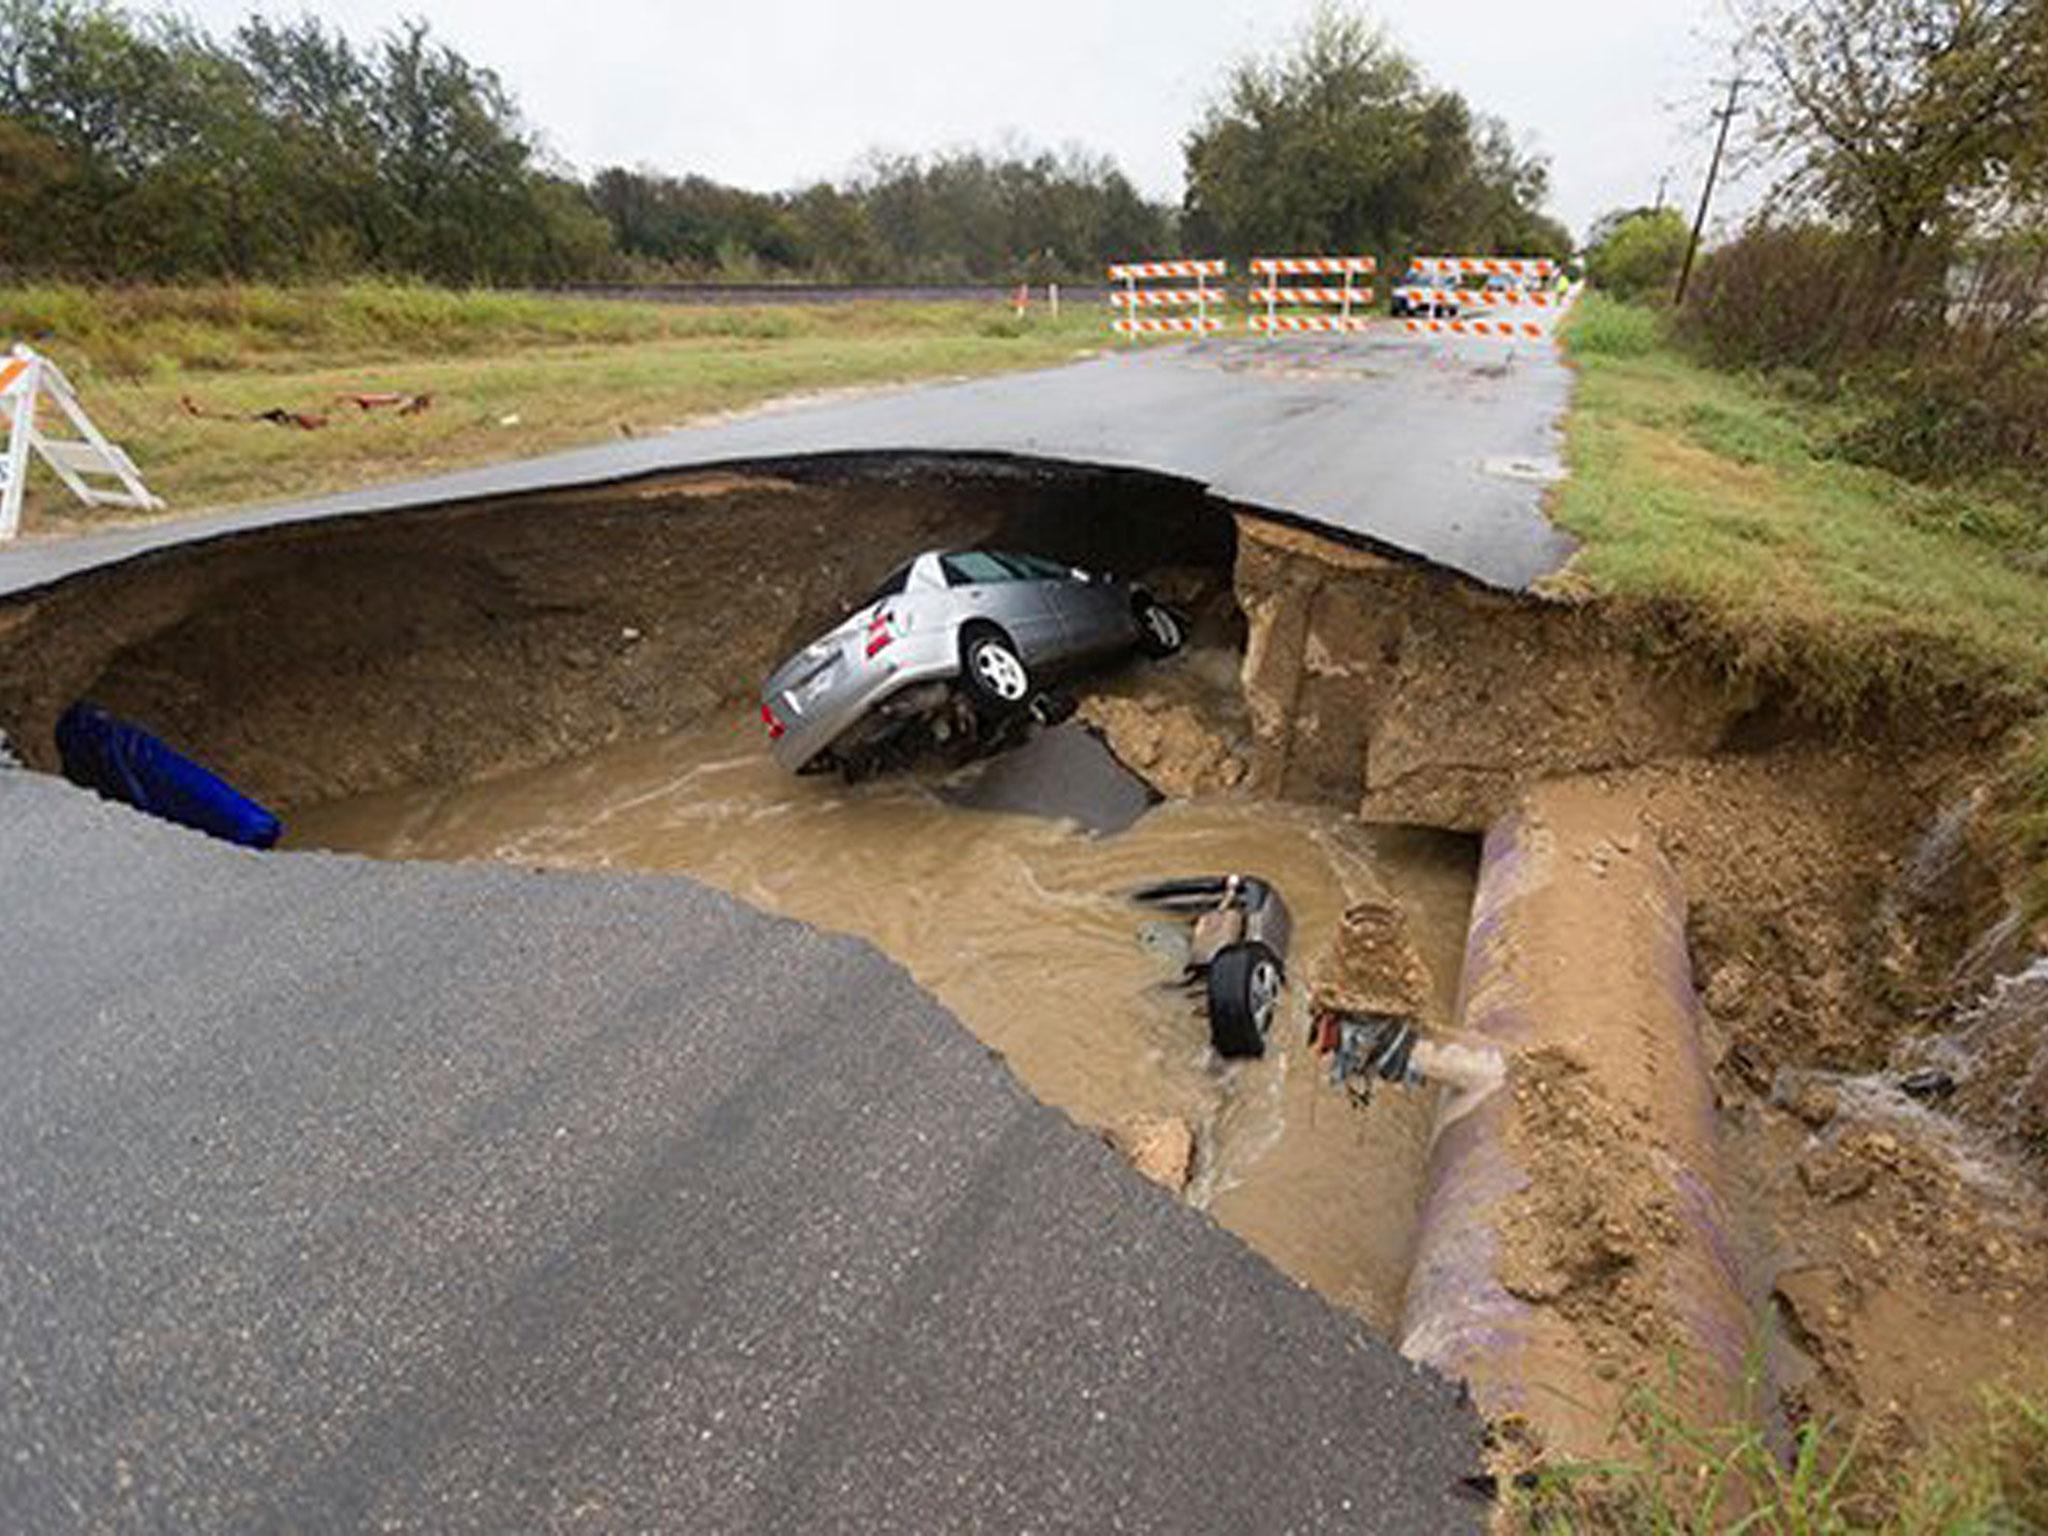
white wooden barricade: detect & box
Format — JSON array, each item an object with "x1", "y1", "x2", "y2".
[{"x1": 0, "y1": 345, "x2": 162, "y2": 540}]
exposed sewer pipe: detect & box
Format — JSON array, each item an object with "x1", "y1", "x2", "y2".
[{"x1": 1397, "y1": 782, "x2": 1756, "y2": 1462}]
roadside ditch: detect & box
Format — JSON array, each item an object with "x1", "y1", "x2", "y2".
[{"x1": 2, "y1": 454, "x2": 2042, "y2": 1496}]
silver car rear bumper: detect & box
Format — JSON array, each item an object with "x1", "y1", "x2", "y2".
[{"x1": 765, "y1": 629, "x2": 960, "y2": 772}]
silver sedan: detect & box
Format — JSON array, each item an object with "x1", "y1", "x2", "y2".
[{"x1": 760, "y1": 549, "x2": 1185, "y2": 776}]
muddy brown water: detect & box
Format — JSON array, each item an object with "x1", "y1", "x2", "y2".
[{"x1": 291, "y1": 709, "x2": 1477, "y2": 1331}]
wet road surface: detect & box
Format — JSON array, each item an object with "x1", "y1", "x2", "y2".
[
  {"x1": 0, "y1": 328, "x2": 1577, "y2": 599},
  {"x1": 0, "y1": 766, "x2": 1488, "y2": 1532}
]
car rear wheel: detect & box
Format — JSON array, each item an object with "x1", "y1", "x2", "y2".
[
  {"x1": 1134, "y1": 595, "x2": 1186, "y2": 659},
  {"x1": 1207, "y1": 941, "x2": 1283, "y2": 1059},
  {"x1": 961, "y1": 627, "x2": 1032, "y2": 715}
]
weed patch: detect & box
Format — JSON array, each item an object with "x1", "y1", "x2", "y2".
[{"x1": 1557, "y1": 295, "x2": 2048, "y2": 721}]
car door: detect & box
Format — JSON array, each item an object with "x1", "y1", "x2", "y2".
[
  {"x1": 1051, "y1": 561, "x2": 1131, "y2": 658},
  {"x1": 939, "y1": 551, "x2": 1062, "y2": 663},
  {"x1": 999, "y1": 552, "x2": 1115, "y2": 661}
]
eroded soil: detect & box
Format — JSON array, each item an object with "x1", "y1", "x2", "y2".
[
  {"x1": 5, "y1": 461, "x2": 2044, "y2": 1504},
  {"x1": 1235, "y1": 516, "x2": 2048, "y2": 1483}
]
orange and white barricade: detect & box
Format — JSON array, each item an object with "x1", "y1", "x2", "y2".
[
  {"x1": 1248, "y1": 256, "x2": 1376, "y2": 334},
  {"x1": 0, "y1": 344, "x2": 162, "y2": 540},
  {"x1": 1108, "y1": 260, "x2": 1227, "y2": 339},
  {"x1": 1408, "y1": 256, "x2": 1559, "y2": 281},
  {"x1": 1399, "y1": 257, "x2": 1572, "y2": 341}
]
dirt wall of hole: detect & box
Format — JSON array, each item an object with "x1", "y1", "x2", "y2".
[
  {"x1": 1231, "y1": 515, "x2": 2048, "y2": 1471},
  {"x1": 0, "y1": 457, "x2": 1236, "y2": 810},
  {"x1": 5, "y1": 460, "x2": 2041, "y2": 1470},
  {"x1": 1230, "y1": 514, "x2": 2004, "y2": 1079}
]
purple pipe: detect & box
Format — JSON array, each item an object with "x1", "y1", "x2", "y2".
[{"x1": 1398, "y1": 791, "x2": 1756, "y2": 1461}]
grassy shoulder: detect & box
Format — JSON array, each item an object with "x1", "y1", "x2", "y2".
[
  {"x1": 0, "y1": 282, "x2": 1106, "y2": 529},
  {"x1": 1554, "y1": 295, "x2": 2048, "y2": 720},
  {"x1": 1512, "y1": 1382, "x2": 2047, "y2": 1534}
]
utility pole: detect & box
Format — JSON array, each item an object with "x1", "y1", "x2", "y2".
[
  {"x1": 1674, "y1": 76, "x2": 1753, "y2": 306},
  {"x1": 1652, "y1": 172, "x2": 1669, "y2": 213}
]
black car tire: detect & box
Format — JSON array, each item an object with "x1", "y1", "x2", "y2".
[
  {"x1": 960, "y1": 626, "x2": 1033, "y2": 716},
  {"x1": 1207, "y1": 941, "x2": 1284, "y2": 1059},
  {"x1": 1134, "y1": 595, "x2": 1187, "y2": 659}
]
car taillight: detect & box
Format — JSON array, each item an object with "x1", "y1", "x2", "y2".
[
  {"x1": 760, "y1": 702, "x2": 786, "y2": 740},
  {"x1": 865, "y1": 609, "x2": 896, "y2": 659}
]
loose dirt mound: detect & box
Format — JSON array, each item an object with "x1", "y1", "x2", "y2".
[
  {"x1": 1313, "y1": 898, "x2": 1432, "y2": 1019},
  {"x1": 1076, "y1": 694, "x2": 1246, "y2": 797}
]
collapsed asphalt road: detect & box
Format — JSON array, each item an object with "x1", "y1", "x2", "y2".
[
  {"x1": 0, "y1": 330, "x2": 1575, "y2": 600},
  {"x1": 0, "y1": 769, "x2": 1486, "y2": 1532}
]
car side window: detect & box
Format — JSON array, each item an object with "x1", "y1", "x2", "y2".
[
  {"x1": 996, "y1": 552, "x2": 1070, "y2": 581},
  {"x1": 863, "y1": 562, "x2": 913, "y2": 606},
  {"x1": 941, "y1": 552, "x2": 1020, "y2": 586}
]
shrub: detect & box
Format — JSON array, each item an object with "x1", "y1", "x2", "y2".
[
  {"x1": 1584, "y1": 210, "x2": 1689, "y2": 303},
  {"x1": 1676, "y1": 223, "x2": 1944, "y2": 375},
  {"x1": 1565, "y1": 294, "x2": 1665, "y2": 358},
  {"x1": 1840, "y1": 341, "x2": 2048, "y2": 485}
]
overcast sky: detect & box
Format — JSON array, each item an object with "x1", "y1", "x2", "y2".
[{"x1": 178, "y1": 0, "x2": 1745, "y2": 242}]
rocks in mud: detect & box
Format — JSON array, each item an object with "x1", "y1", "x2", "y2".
[
  {"x1": 1313, "y1": 899, "x2": 1432, "y2": 1021},
  {"x1": 1798, "y1": 1144, "x2": 1876, "y2": 1204},
  {"x1": 1077, "y1": 696, "x2": 1246, "y2": 799},
  {"x1": 1109, "y1": 1114, "x2": 1196, "y2": 1193},
  {"x1": 1773, "y1": 1264, "x2": 1855, "y2": 1358},
  {"x1": 1775, "y1": 1074, "x2": 1841, "y2": 1129}
]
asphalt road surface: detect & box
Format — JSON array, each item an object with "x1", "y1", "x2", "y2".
[
  {"x1": 0, "y1": 770, "x2": 1487, "y2": 1532},
  {"x1": 0, "y1": 329, "x2": 1576, "y2": 601}
]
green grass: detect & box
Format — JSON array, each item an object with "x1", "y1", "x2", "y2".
[
  {"x1": 1554, "y1": 295, "x2": 2048, "y2": 720},
  {"x1": 1509, "y1": 1385, "x2": 2048, "y2": 1533},
  {"x1": 0, "y1": 282, "x2": 1108, "y2": 526}
]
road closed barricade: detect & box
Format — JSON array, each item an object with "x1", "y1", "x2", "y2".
[
  {"x1": 0, "y1": 344, "x2": 163, "y2": 540},
  {"x1": 1248, "y1": 256, "x2": 1376, "y2": 334},
  {"x1": 1108, "y1": 260, "x2": 1227, "y2": 339},
  {"x1": 1401, "y1": 256, "x2": 1570, "y2": 340}
]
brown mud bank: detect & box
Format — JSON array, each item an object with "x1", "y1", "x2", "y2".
[
  {"x1": 2, "y1": 457, "x2": 2043, "y2": 1494},
  {"x1": 0, "y1": 456, "x2": 1236, "y2": 803},
  {"x1": 1233, "y1": 517, "x2": 2048, "y2": 1481}
]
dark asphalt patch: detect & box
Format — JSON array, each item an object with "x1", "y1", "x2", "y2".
[
  {"x1": 0, "y1": 769, "x2": 1485, "y2": 1532},
  {"x1": 936, "y1": 721, "x2": 1157, "y2": 834}
]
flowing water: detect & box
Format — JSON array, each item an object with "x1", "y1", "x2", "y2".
[{"x1": 291, "y1": 713, "x2": 1477, "y2": 1330}]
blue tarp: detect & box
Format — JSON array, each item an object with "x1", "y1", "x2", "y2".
[{"x1": 55, "y1": 703, "x2": 281, "y2": 849}]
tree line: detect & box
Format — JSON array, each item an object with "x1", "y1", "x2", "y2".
[{"x1": 0, "y1": 0, "x2": 1569, "y2": 287}]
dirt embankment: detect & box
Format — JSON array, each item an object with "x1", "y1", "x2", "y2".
[
  {"x1": 0, "y1": 458, "x2": 1234, "y2": 808},
  {"x1": 4, "y1": 461, "x2": 2041, "y2": 1493},
  {"x1": 1230, "y1": 515, "x2": 2048, "y2": 1481}
]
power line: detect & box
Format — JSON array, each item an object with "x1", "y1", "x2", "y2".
[{"x1": 1674, "y1": 76, "x2": 1756, "y2": 306}]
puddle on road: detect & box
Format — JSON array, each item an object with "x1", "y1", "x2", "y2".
[{"x1": 291, "y1": 715, "x2": 1476, "y2": 1331}]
